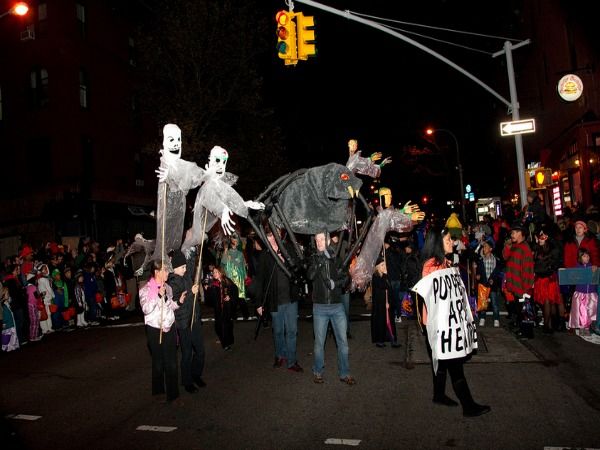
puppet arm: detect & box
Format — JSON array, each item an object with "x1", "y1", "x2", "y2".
[{"x1": 244, "y1": 200, "x2": 265, "y2": 210}]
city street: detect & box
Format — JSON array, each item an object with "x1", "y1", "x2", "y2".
[{"x1": 2, "y1": 300, "x2": 600, "y2": 450}]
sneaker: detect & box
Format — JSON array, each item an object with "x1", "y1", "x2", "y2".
[
  {"x1": 313, "y1": 374, "x2": 324, "y2": 384},
  {"x1": 375, "y1": 343, "x2": 386, "y2": 348},
  {"x1": 395, "y1": 317, "x2": 402, "y2": 323},
  {"x1": 287, "y1": 362, "x2": 304, "y2": 373},
  {"x1": 493, "y1": 320, "x2": 500, "y2": 328},
  {"x1": 479, "y1": 318, "x2": 485, "y2": 327},
  {"x1": 193, "y1": 377, "x2": 207, "y2": 388}
]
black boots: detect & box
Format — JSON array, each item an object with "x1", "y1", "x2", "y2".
[
  {"x1": 452, "y1": 378, "x2": 491, "y2": 417},
  {"x1": 432, "y1": 369, "x2": 459, "y2": 407}
]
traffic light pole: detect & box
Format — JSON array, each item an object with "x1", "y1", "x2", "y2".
[
  {"x1": 293, "y1": 0, "x2": 531, "y2": 208},
  {"x1": 493, "y1": 40, "x2": 531, "y2": 209}
]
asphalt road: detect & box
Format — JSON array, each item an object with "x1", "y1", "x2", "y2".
[{"x1": 2, "y1": 301, "x2": 600, "y2": 450}]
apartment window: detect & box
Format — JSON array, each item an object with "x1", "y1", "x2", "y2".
[
  {"x1": 79, "y1": 68, "x2": 89, "y2": 109},
  {"x1": 76, "y1": 3, "x2": 86, "y2": 37},
  {"x1": 38, "y1": 2, "x2": 48, "y2": 36},
  {"x1": 30, "y1": 68, "x2": 49, "y2": 107}
]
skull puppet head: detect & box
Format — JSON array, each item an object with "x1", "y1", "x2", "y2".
[
  {"x1": 161, "y1": 123, "x2": 182, "y2": 163},
  {"x1": 206, "y1": 146, "x2": 229, "y2": 179}
]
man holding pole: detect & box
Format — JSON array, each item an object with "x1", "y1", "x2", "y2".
[{"x1": 169, "y1": 249, "x2": 206, "y2": 393}]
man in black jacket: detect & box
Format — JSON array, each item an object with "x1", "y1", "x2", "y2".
[
  {"x1": 169, "y1": 250, "x2": 206, "y2": 393},
  {"x1": 253, "y1": 231, "x2": 303, "y2": 372},
  {"x1": 308, "y1": 232, "x2": 355, "y2": 385}
]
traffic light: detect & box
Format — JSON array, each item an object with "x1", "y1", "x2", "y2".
[
  {"x1": 296, "y1": 12, "x2": 316, "y2": 60},
  {"x1": 526, "y1": 168, "x2": 553, "y2": 189},
  {"x1": 534, "y1": 168, "x2": 552, "y2": 188},
  {"x1": 275, "y1": 10, "x2": 297, "y2": 66}
]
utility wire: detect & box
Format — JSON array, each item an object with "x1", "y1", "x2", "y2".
[
  {"x1": 381, "y1": 24, "x2": 494, "y2": 56},
  {"x1": 351, "y1": 10, "x2": 522, "y2": 43}
]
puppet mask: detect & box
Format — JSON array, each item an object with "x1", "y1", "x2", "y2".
[
  {"x1": 206, "y1": 146, "x2": 228, "y2": 179},
  {"x1": 162, "y1": 124, "x2": 182, "y2": 162}
]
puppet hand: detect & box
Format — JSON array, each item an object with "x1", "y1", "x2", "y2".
[
  {"x1": 244, "y1": 200, "x2": 265, "y2": 211},
  {"x1": 411, "y1": 211, "x2": 425, "y2": 222},
  {"x1": 370, "y1": 152, "x2": 382, "y2": 162},
  {"x1": 379, "y1": 156, "x2": 392, "y2": 167},
  {"x1": 155, "y1": 166, "x2": 169, "y2": 183},
  {"x1": 402, "y1": 201, "x2": 420, "y2": 215},
  {"x1": 221, "y1": 207, "x2": 236, "y2": 235}
]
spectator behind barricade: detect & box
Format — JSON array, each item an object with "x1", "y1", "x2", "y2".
[
  {"x1": 1, "y1": 283, "x2": 20, "y2": 352},
  {"x1": 19, "y1": 245, "x2": 35, "y2": 280},
  {"x1": 526, "y1": 191, "x2": 547, "y2": 227},
  {"x1": 568, "y1": 248, "x2": 598, "y2": 336},
  {"x1": 532, "y1": 225, "x2": 564, "y2": 333},
  {"x1": 74, "y1": 270, "x2": 89, "y2": 328},
  {"x1": 51, "y1": 269, "x2": 68, "y2": 330},
  {"x1": 25, "y1": 272, "x2": 42, "y2": 342},
  {"x1": 102, "y1": 252, "x2": 122, "y2": 321},
  {"x1": 563, "y1": 221, "x2": 600, "y2": 268},
  {"x1": 3, "y1": 264, "x2": 27, "y2": 345},
  {"x1": 37, "y1": 264, "x2": 55, "y2": 334},
  {"x1": 475, "y1": 238, "x2": 503, "y2": 328},
  {"x1": 83, "y1": 262, "x2": 100, "y2": 325}
]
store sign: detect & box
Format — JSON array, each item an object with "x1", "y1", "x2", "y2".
[
  {"x1": 552, "y1": 185, "x2": 562, "y2": 216},
  {"x1": 557, "y1": 74, "x2": 583, "y2": 102}
]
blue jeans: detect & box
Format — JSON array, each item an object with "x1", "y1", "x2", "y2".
[
  {"x1": 312, "y1": 303, "x2": 350, "y2": 378},
  {"x1": 340, "y1": 293, "x2": 350, "y2": 332},
  {"x1": 480, "y1": 290, "x2": 501, "y2": 321},
  {"x1": 271, "y1": 302, "x2": 299, "y2": 367}
]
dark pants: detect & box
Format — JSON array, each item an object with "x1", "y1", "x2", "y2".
[
  {"x1": 214, "y1": 301, "x2": 234, "y2": 348},
  {"x1": 146, "y1": 325, "x2": 179, "y2": 401},
  {"x1": 178, "y1": 324, "x2": 206, "y2": 386}
]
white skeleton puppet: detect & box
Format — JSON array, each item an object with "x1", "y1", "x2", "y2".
[
  {"x1": 152, "y1": 124, "x2": 204, "y2": 270},
  {"x1": 345, "y1": 139, "x2": 392, "y2": 178},
  {"x1": 180, "y1": 145, "x2": 264, "y2": 257}
]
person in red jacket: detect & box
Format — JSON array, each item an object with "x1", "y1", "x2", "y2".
[{"x1": 563, "y1": 221, "x2": 600, "y2": 268}]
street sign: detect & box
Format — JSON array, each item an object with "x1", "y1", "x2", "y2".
[{"x1": 500, "y1": 118, "x2": 536, "y2": 136}]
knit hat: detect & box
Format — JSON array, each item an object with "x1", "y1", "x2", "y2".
[
  {"x1": 574, "y1": 220, "x2": 588, "y2": 231},
  {"x1": 171, "y1": 250, "x2": 187, "y2": 269}
]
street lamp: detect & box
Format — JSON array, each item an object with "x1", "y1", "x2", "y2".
[
  {"x1": 426, "y1": 127, "x2": 467, "y2": 222},
  {"x1": 0, "y1": 2, "x2": 29, "y2": 20}
]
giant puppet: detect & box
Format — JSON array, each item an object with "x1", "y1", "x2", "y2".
[{"x1": 127, "y1": 124, "x2": 264, "y2": 272}]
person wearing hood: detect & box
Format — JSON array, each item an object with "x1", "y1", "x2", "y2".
[{"x1": 168, "y1": 250, "x2": 206, "y2": 394}]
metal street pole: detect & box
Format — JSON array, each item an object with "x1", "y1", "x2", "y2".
[{"x1": 493, "y1": 40, "x2": 531, "y2": 209}]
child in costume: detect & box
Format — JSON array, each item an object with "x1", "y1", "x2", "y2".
[{"x1": 568, "y1": 248, "x2": 598, "y2": 335}]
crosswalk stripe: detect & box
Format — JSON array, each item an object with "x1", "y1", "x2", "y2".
[
  {"x1": 136, "y1": 425, "x2": 177, "y2": 432},
  {"x1": 5, "y1": 414, "x2": 42, "y2": 421},
  {"x1": 325, "y1": 438, "x2": 361, "y2": 446}
]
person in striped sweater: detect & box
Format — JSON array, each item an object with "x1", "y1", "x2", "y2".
[{"x1": 502, "y1": 222, "x2": 535, "y2": 332}]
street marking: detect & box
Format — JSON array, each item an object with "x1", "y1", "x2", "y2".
[
  {"x1": 325, "y1": 438, "x2": 361, "y2": 446},
  {"x1": 5, "y1": 414, "x2": 42, "y2": 421},
  {"x1": 544, "y1": 447, "x2": 599, "y2": 450},
  {"x1": 136, "y1": 425, "x2": 177, "y2": 433}
]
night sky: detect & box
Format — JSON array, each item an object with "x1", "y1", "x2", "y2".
[{"x1": 265, "y1": 0, "x2": 528, "y2": 211}]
